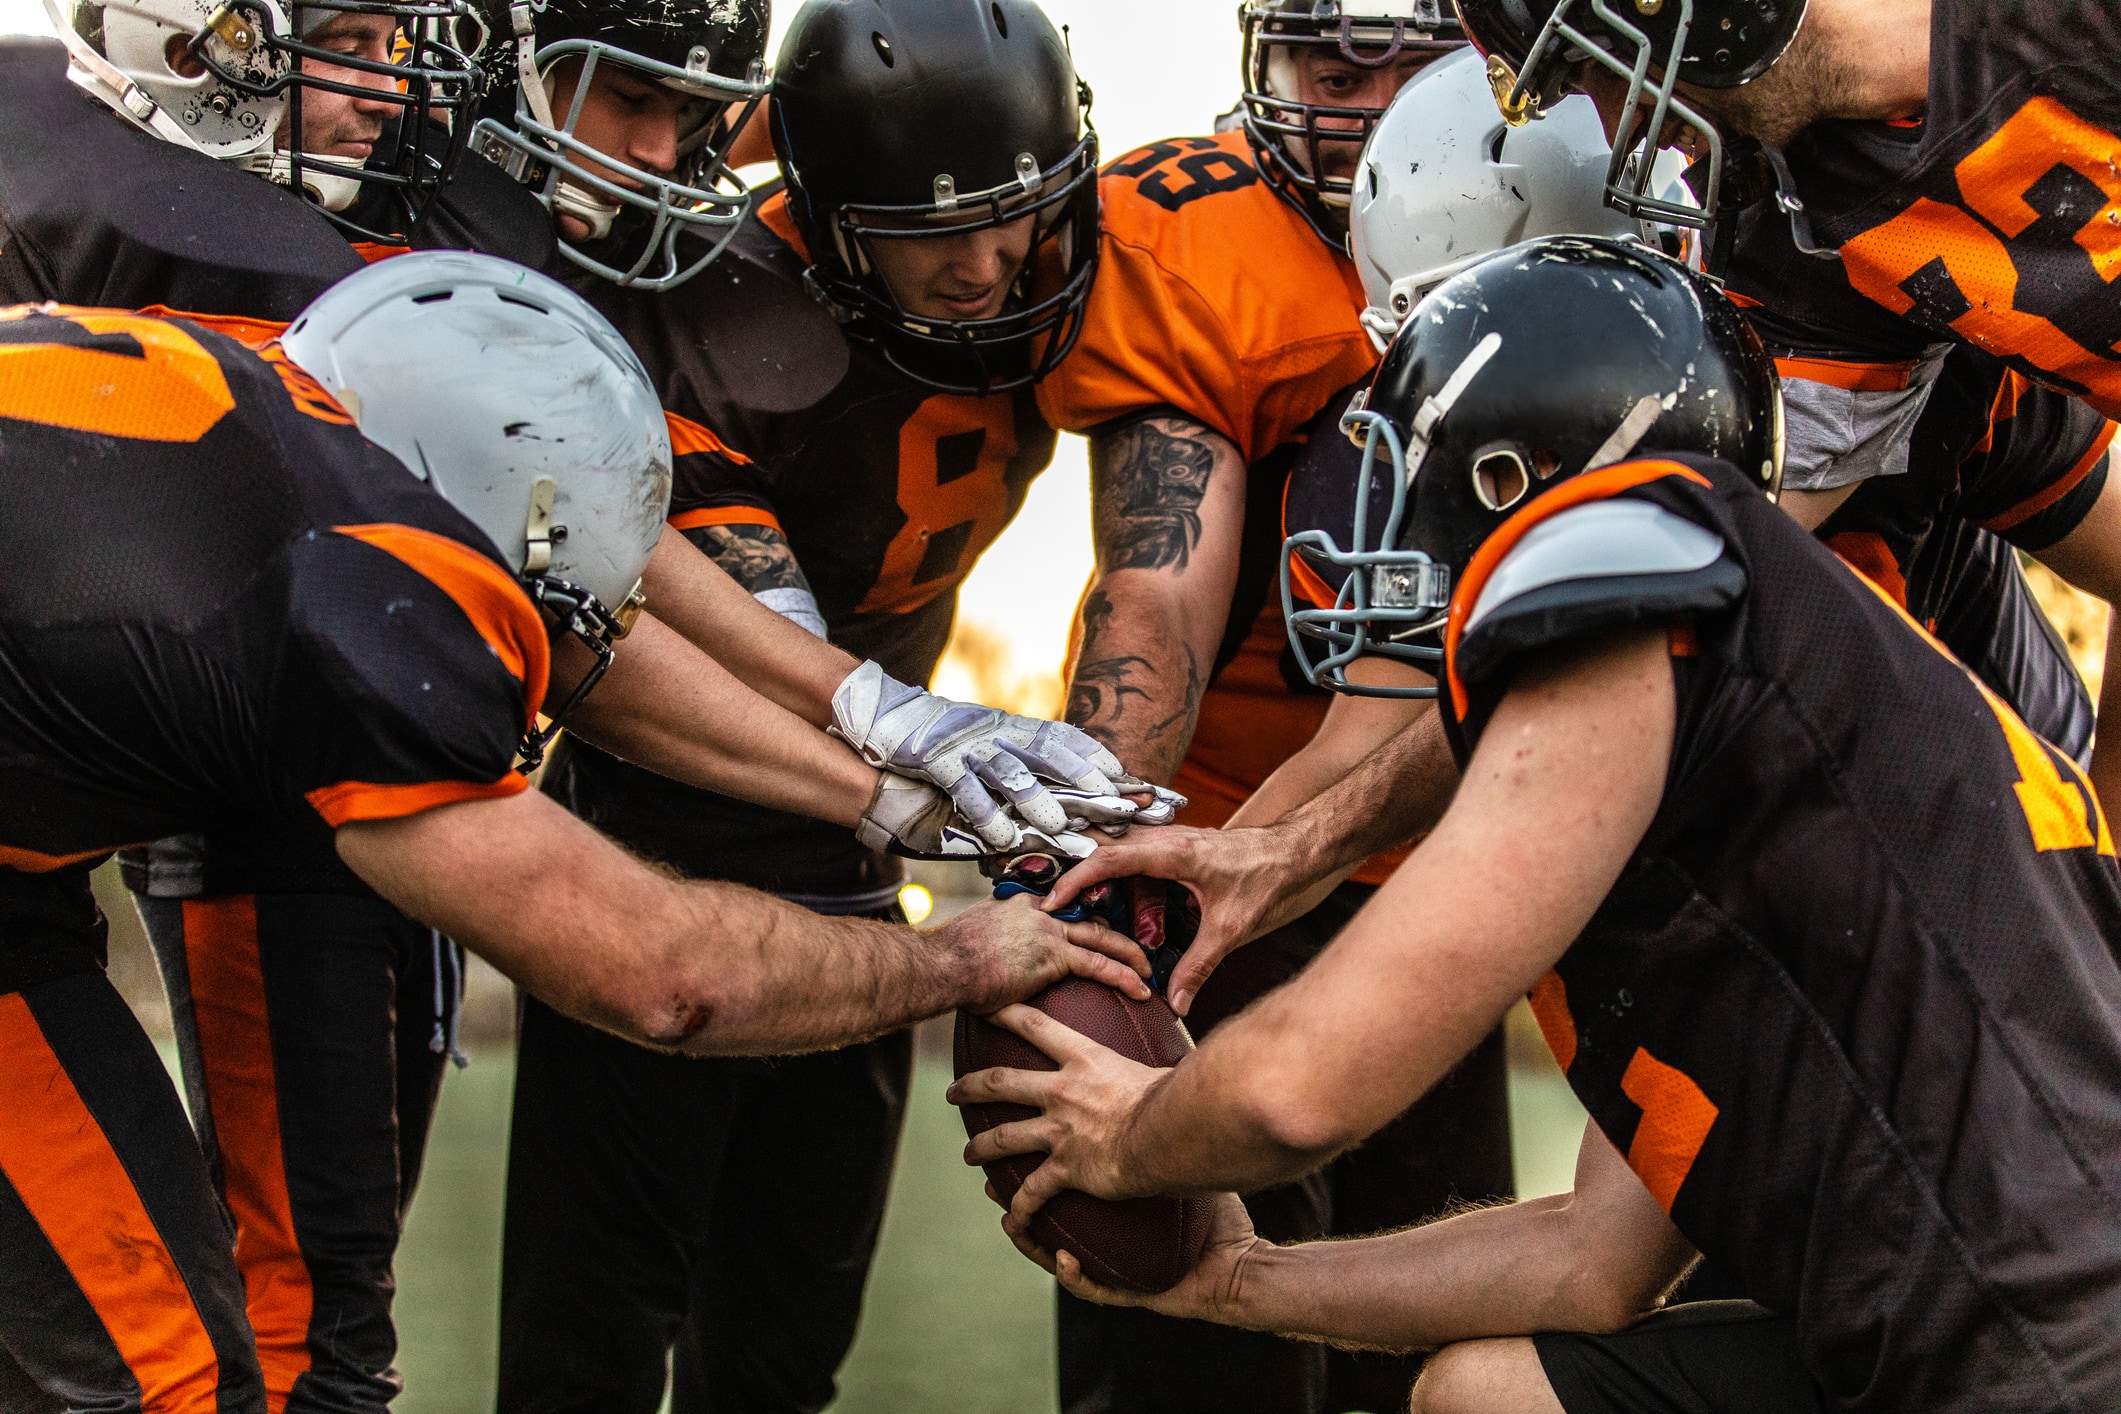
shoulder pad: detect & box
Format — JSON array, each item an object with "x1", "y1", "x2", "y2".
[{"x1": 1456, "y1": 499, "x2": 1745, "y2": 689}]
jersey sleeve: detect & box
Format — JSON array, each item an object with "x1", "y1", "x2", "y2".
[
  {"x1": 1957, "y1": 375, "x2": 2117, "y2": 551},
  {"x1": 1444, "y1": 461, "x2": 1748, "y2": 722},
  {"x1": 660, "y1": 410, "x2": 825, "y2": 636},
  {"x1": 1036, "y1": 217, "x2": 1256, "y2": 452},
  {"x1": 277, "y1": 521, "x2": 548, "y2": 828}
]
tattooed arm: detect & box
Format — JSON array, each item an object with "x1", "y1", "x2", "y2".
[
  {"x1": 640, "y1": 523, "x2": 858, "y2": 729},
  {"x1": 1065, "y1": 415, "x2": 1249, "y2": 784}
]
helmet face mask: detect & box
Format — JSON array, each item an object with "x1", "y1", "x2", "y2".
[
  {"x1": 56, "y1": 0, "x2": 485, "y2": 239},
  {"x1": 1282, "y1": 236, "x2": 1783, "y2": 698},
  {"x1": 1459, "y1": 0, "x2": 1809, "y2": 226},
  {"x1": 806, "y1": 124, "x2": 1100, "y2": 397},
  {"x1": 772, "y1": 0, "x2": 1100, "y2": 397},
  {"x1": 471, "y1": 0, "x2": 771, "y2": 291},
  {"x1": 1238, "y1": 0, "x2": 1464, "y2": 246}
]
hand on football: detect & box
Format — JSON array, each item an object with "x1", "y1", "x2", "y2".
[
  {"x1": 939, "y1": 895, "x2": 1151, "y2": 1011},
  {"x1": 997, "y1": 1187, "x2": 1263, "y2": 1327},
  {"x1": 947, "y1": 1003, "x2": 1163, "y2": 1220},
  {"x1": 1039, "y1": 824, "x2": 1293, "y2": 1015}
]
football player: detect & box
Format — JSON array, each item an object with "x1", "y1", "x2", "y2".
[
  {"x1": 955, "y1": 238, "x2": 2121, "y2": 1414},
  {"x1": 0, "y1": 266, "x2": 1147, "y2": 1414},
  {"x1": 1034, "y1": 5, "x2": 1497, "y2": 1408},
  {"x1": 476, "y1": 3, "x2": 1165, "y2": 1409},
  {"x1": 1455, "y1": 0, "x2": 2121, "y2": 800}
]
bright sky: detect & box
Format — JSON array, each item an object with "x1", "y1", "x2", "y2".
[{"x1": 0, "y1": 0, "x2": 1245, "y2": 717}]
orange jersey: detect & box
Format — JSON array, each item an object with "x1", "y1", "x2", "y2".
[{"x1": 1042, "y1": 133, "x2": 1394, "y2": 876}]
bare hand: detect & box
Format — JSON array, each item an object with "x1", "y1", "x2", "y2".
[
  {"x1": 946, "y1": 1003, "x2": 1165, "y2": 1223},
  {"x1": 1002, "y1": 1189, "x2": 1263, "y2": 1326},
  {"x1": 940, "y1": 896, "x2": 1151, "y2": 1011},
  {"x1": 1040, "y1": 825, "x2": 1302, "y2": 1015}
]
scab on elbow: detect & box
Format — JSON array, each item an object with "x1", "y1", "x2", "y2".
[{"x1": 626, "y1": 973, "x2": 722, "y2": 1051}]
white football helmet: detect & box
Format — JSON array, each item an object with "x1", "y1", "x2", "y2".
[
  {"x1": 1348, "y1": 45, "x2": 1637, "y2": 353},
  {"x1": 50, "y1": 0, "x2": 294, "y2": 158},
  {"x1": 283, "y1": 251, "x2": 672, "y2": 761}
]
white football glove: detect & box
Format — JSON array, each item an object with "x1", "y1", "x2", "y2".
[
  {"x1": 830, "y1": 662, "x2": 1183, "y2": 849},
  {"x1": 855, "y1": 772, "x2": 996, "y2": 859}
]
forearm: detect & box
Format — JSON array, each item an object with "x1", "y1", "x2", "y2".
[
  {"x1": 1066, "y1": 572, "x2": 1216, "y2": 784},
  {"x1": 640, "y1": 525, "x2": 856, "y2": 726},
  {"x1": 560, "y1": 611, "x2": 873, "y2": 828},
  {"x1": 1224, "y1": 708, "x2": 1460, "y2": 938},
  {"x1": 340, "y1": 792, "x2": 984, "y2": 1055}
]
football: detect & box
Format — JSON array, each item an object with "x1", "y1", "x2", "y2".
[{"x1": 954, "y1": 977, "x2": 1215, "y2": 1294}]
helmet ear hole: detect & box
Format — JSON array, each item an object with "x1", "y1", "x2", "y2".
[{"x1": 1471, "y1": 444, "x2": 1531, "y2": 512}]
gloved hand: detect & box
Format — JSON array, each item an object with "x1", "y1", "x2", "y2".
[
  {"x1": 831, "y1": 662, "x2": 1184, "y2": 850},
  {"x1": 856, "y1": 773, "x2": 1098, "y2": 861}
]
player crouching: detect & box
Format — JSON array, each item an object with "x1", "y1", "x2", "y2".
[{"x1": 952, "y1": 238, "x2": 2121, "y2": 1413}]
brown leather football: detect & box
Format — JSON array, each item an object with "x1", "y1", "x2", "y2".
[{"x1": 954, "y1": 977, "x2": 1215, "y2": 1294}]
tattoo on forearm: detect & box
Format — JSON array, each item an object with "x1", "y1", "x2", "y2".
[
  {"x1": 694, "y1": 522, "x2": 810, "y2": 595},
  {"x1": 1095, "y1": 418, "x2": 1220, "y2": 574},
  {"x1": 1068, "y1": 636, "x2": 1204, "y2": 779},
  {"x1": 1068, "y1": 654, "x2": 1153, "y2": 730}
]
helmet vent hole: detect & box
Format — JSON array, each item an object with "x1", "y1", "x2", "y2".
[
  {"x1": 1471, "y1": 447, "x2": 1531, "y2": 512},
  {"x1": 991, "y1": 2, "x2": 1007, "y2": 37},
  {"x1": 495, "y1": 291, "x2": 550, "y2": 314},
  {"x1": 411, "y1": 290, "x2": 454, "y2": 304},
  {"x1": 1530, "y1": 447, "x2": 1562, "y2": 480},
  {"x1": 872, "y1": 31, "x2": 894, "y2": 66}
]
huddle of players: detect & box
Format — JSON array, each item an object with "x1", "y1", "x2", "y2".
[{"x1": 2, "y1": 0, "x2": 2119, "y2": 1411}]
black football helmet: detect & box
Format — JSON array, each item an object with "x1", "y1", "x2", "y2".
[
  {"x1": 470, "y1": 0, "x2": 770, "y2": 288},
  {"x1": 1239, "y1": 0, "x2": 1464, "y2": 245},
  {"x1": 1282, "y1": 235, "x2": 1780, "y2": 697},
  {"x1": 770, "y1": 0, "x2": 1098, "y2": 396},
  {"x1": 58, "y1": 0, "x2": 484, "y2": 244},
  {"x1": 1457, "y1": 0, "x2": 1808, "y2": 227}
]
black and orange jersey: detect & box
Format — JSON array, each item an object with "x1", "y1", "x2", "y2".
[
  {"x1": 1443, "y1": 454, "x2": 2121, "y2": 1409},
  {"x1": 1820, "y1": 348, "x2": 2115, "y2": 600},
  {"x1": 1038, "y1": 130, "x2": 1386, "y2": 868},
  {"x1": 0, "y1": 36, "x2": 553, "y2": 318},
  {"x1": 1726, "y1": 0, "x2": 2121, "y2": 421},
  {"x1": 541, "y1": 190, "x2": 1055, "y2": 900},
  {"x1": 0, "y1": 307, "x2": 546, "y2": 989}
]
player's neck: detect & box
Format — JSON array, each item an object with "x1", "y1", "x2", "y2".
[{"x1": 1687, "y1": 0, "x2": 1931, "y2": 147}]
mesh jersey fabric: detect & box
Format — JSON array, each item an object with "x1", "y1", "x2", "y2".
[{"x1": 1443, "y1": 454, "x2": 2121, "y2": 1411}]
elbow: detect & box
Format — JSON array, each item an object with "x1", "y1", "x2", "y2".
[
  {"x1": 612, "y1": 965, "x2": 734, "y2": 1053},
  {"x1": 1242, "y1": 1076, "x2": 1369, "y2": 1167}
]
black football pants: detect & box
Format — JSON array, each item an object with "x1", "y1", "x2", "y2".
[
  {"x1": 497, "y1": 959, "x2": 913, "y2": 1414},
  {"x1": 135, "y1": 892, "x2": 463, "y2": 1414},
  {"x1": 1058, "y1": 881, "x2": 1515, "y2": 1414},
  {"x1": 0, "y1": 965, "x2": 267, "y2": 1413}
]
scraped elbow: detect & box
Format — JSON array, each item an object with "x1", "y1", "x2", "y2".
[{"x1": 619, "y1": 966, "x2": 730, "y2": 1052}]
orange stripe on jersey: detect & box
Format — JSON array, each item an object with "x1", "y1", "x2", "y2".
[
  {"x1": 1443, "y1": 460, "x2": 1713, "y2": 718},
  {"x1": 670, "y1": 505, "x2": 784, "y2": 535},
  {"x1": 1827, "y1": 531, "x2": 1909, "y2": 606},
  {"x1": 0, "y1": 310, "x2": 234, "y2": 441},
  {"x1": 1980, "y1": 422, "x2": 2116, "y2": 533},
  {"x1": 756, "y1": 191, "x2": 811, "y2": 262},
  {"x1": 1279, "y1": 472, "x2": 1341, "y2": 609},
  {"x1": 1771, "y1": 356, "x2": 1924, "y2": 393},
  {"x1": 305, "y1": 773, "x2": 529, "y2": 829},
  {"x1": 1620, "y1": 1047, "x2": 1718, "y2": 1213},
  {"x1": 180, "y1": 897, "x2": 312, "y2": 1410},
  {"x1": 333, "y1": 523, "x2": 551, "y2": 723},
  {"x1": 0, "y1": 843, "x2": 119, "y2": 873},
  {"x1": 135, "y1": 305, "x2": 292, "y2": 350},
  {"x1": 350, "y1": 242, "x2": 412, "y2": 264},
  {"x1": 667, "y1": 411, "x2": 752, "y2": 465},
  {"x1": 0, "y1": 994, "x2": 223, "y2": 1412},
  {"x1": 1528, "y1": 971, "x2": 1577, "y2": 1073}
]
